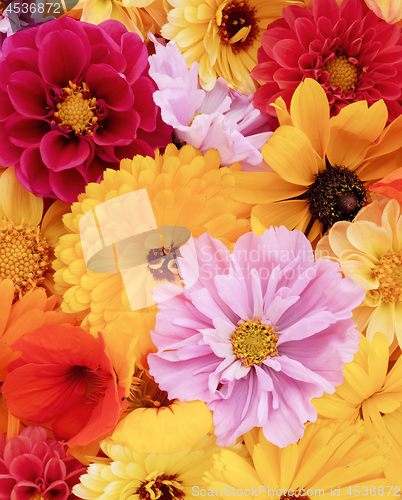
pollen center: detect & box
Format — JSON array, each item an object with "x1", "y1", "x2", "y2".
[
  {"x1": 0, "y1": 219, "x2": 50, "y2": 298},
  {"x1": 323, "y1": 54, "x2": 358, "y2": 92},
  {"x1": 136, "y1": 473, "x2": 185, "y2": 500},
  {"x1": 280, "y1": 493, "x2": 310, "y2": 500},
  {"x1": 217, "y1": 0, "x2": 258, "y2": 53},
  {"x1": 373, "y1": 252, "x2": 402, "y2": 302},
  {"x1": 307, "y1": 164, "x2": 366, "y2": 229},
  {"x1": 53, "y1": 81, "x2": 98, "y2": 136},
  {"x1": 231, "y1": 318, "x2": 279, "y2": 367}
]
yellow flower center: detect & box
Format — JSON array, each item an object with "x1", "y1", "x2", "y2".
[
  {"x1": 53, "y1": 81, "x2": 98, "y2": 136},
  {"x1": 29, "y1": 494, "x2": 44, "y2": 500},
  {"x1": 323, "y1": 54, "x2": 358, "y2": 92},
  {"x1": 216, "y1": 0, "x2": 258, "y2": 53},
  {"x1": 373, "y1": 252, "x2": 402, "y2": 302},
  {"x1": 136, "y1": 472, "x2": 185, "y2": 500},
  {"x1": 0, "y1": 1, "x2": 6, "y2": 15},
  {"x1": 0, "y1": 219, "x2": 50, "y2": 298},
  {"x1": 231, "y1": 318, "x2": 279, "y2": 367},
  {"x1": 125, "y1": 367, "x2": 175, "y2": 413}
]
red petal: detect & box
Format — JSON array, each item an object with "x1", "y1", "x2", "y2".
[
  {"x1": 121, "y1": 32, "x2": 148, "y2": 84},
  {"x1": 12, "y1": 482, "x2": 42, "y2": 500},
  {"x1": 93, "y1": 108, "x2": 138, "y2": 146},
  {"x1": 40, "y1": 131, "x2": 91, "y2": 171},
  {"x1": 0, "y1": 476, "x2": 17, "y2": 499},
  {"x1": 0, "y1": 124, "x2": 24, "y2": 167},
  {"x1": 42, "y1": 480, "x2": 69, "y2": 500},
  {"x1": 44, "y1": 458, "x2": 67, "y2": 484},
  {"x1": 3, "y1": 436, "x2": 31, "y2": 468},
  {"x1": 48, "y1": 167, "x2": 87, "y2": 203},
  {"x1": 1, "y1": 27, "x2": 38, "y2": 57},
  {"x1": 0, "y1": 89, "x2": 16, "y2": 120},
  {"x1": 7, "y1": 117, "x2": 50, "y2": 148},
  {"x1": 9, "y1": 71, "x2": 48, "y2": 119},
  {"x1": 0, "y1": 48, "x2": 40, "y2": 92},
  {"x1": 272, "y1": 39, "x2": 304, "y2": 68},
  {"x1": 9, "y1": 455, "x2": 43, "y2": 482},
  {"x1": 131, "y1": 77, "x2": 157, "y2": 132},
  {"x1": 17, "y1": 147, "x2": 53, "y2": 198}
]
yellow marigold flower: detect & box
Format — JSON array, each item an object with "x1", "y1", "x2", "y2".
[
  {"x1": 232, "y1": 78, "x2": 402, "y2": 243},
  {"x1": 316, "y1": 196, "x2": 402, "y2": 346},
  {"x1": 54, "y1": 144, "x2": 250, "y2": 335},
  {"x1": 65, "y1": 0, "x2": 169, "y2": 40},
  {"x1": 161, "y1": 0, "x2": 304, "y2": 93},
  {"x1": 73, "y1": 435, "x2": 242, "y2": 500},
  {"x1": 313, "y1": 332, "x2": 402, "y2": 487},
  {"x1": 205, "y1": 419, "x2": 392, "y2": 498}
]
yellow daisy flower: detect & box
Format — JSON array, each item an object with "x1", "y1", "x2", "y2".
[
  {"x1": 161, "y1": 0, "x2": 303, "y2": 93},
  {"x1": 53, "y1": 144, "x2": 250, "y2": 335},
  {"x1": 205, "y1": 419, "x2": 392, "y2": 499},
  {"x1": 232, "y1": 78, "x2": 402, "y2": 243},
  {"x1": 0, "y1": 167, "x2": 69, "y2": 299},
  {"x1": 316, "y1": 196, "x2": 402, "y2": 346},
  {"x1": 73, "y1": 435, "x2": 243, "y2": 500},
  {"x1": 313, "y1": 332, "x2": 402, "y2": 487}
]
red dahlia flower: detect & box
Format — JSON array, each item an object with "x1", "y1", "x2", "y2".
[
  {"x1": 0, "y1": 17, "x2": 172, "y2": 203},
  {"x1": 252, "y1": 0, "x2": 402, "y2": 120},
  {"x1": 1, "y1": 325, "x2": 127, "y2": 448},
  {"x1": 0, "y1": 426, "x2": 85, "y2": 500}
]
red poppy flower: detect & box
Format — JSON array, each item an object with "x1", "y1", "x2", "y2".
[
  {"x1": 2, "y1": 325, "x2": 127, "y2": 448},
  {"x1": 0, "y1": 17, "x2": 172, "y2": 203},
  {"x1": 252, "y1": 0, "x2": 402, "y2": 120}
]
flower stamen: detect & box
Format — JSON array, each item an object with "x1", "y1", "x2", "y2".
[
  {"x1": 323, "y1": 54, "x2": 359, "y2": 92},
  {"x1": 136, "y1": 472, "x2": 185, "y2": 500},
  {"x1": 231, "y1": 318, "x2": 279, "y2": 367},
  {"x1": 217, "y1": 0, "x2": 258, "y2": 53},
  {"x1": 125, "y1": 367, "x2": 175, "y2": 413},
  {"x1": 373, "y1": 251, "x2": 402, "y2": 302}
]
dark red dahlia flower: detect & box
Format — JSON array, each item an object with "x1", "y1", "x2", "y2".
[
  {"x1": 252, "y1": 0, "x2": 402, "y2": 120},
  {"x1": 0, "y1": 426, "x2": 85, "y2": 500},
  {"x1": 0, "y1": 17, "x2": 172, "y2": 202}
]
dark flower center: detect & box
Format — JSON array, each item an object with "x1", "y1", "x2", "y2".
[
  {"x1": 307, "y1": 164, "x2": 366, "y2": 229},
  {"x1": 281, "y1": 493, "x2": 310, "y2": 500},
  {"x1": 147, "y1": 246, "x2": 180, "y2": 282},
  {"x1": 217, "y1": 0, "x2": 258, "y2": 53},
  {"x1": 137, "y1": 473, "x2": 185, "y2": 500},
  {"x1": 231, "y1": 318, "x2": 279, "y2": 367},
  {"x1": 322, "y1": 54, "x2": 359, "y2": 92},
  {"x1": 52, "y1": 81, "x2": 98, "y2": 136},
  {"x1": 0, "y1": 219, "x2": 50, "y2": 299}
]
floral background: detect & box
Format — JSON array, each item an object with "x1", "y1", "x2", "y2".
[{"x1": 1, "y1": 0, "x2": 402, "y2": 498}]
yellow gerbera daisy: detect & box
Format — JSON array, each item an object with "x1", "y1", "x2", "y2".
[
  {"x1": 161, "y1": 0, "x2": 303, "y2": 92},
  {"x1": 232, "y1": 78, "x2": 402, "y2": 243},
  {"x1": 0, "y1": 167, "x2": 69, "y2": 299},
  {"x1": 73, "y1": 435, "x2": 244, "y2": 500},
  {"x1": 53, "y1": 144, "x2": 250, "y2": 335},
  {"x1": 316, "y1": 196, "x2": 402, "y2": 346},
  {"x1": 313, "y1": 332, "x2": 402, "y2": 487},
  {"x1": 205, "y1": 419, "x2": 392, "y2": 499}
]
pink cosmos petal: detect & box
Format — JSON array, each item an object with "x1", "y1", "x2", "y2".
[
  {"x1": 38, "y1": 29, "x2": 88, "y2": 87},
  {"x1": 40, "y1": 131, "x2": 91, "y2": 171},
  {"x1": 8, "y1": 71, "x2": 48, "y2": 119},
  {"x1": 188, "y1": 287, "x2": 237, "y2": 324},
  {"x1": 9, "y1": 456, "x2": 43, "y2": 482},
  {"x1": 214, "y1": 274, "x2": 252, "y2": 319},
  {"x1": 277, "y1": 311, "x2": 337, "y2": 344},
  {"x1": 120, "y1": 32, "x2": 148, "y2": 84},
  {"x1": 85, "y1": 64, "x2": 134, "y2": 112}
]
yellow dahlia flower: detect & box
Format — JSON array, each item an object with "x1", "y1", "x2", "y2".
[
  {"x1": 73, "y1": 435, "x2": 243, "y2": 500},
  {"x1": 54, "y1": 144, "x2": 250, "y2": 334},
  {"x1": 316, "y1": 196, "x2": 402, "y2": 346},
  {"x1": 205, "y1": 419, "x2": 392, "y2": 498},
  {"x1": 66, "y1": 0, "x2": 169, "y2": 40},
  {"x1": 161, "y1": 0, "x2": 303, "y2": 93},
  {"x1": 232, "y1": 78, "x2": 402, "y2": 243},
  {"x1": 0, "y1": 167, "x2": 69, "y2": 299}
]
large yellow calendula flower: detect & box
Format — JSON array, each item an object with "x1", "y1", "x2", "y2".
[
  {"x1": 232, "y1": 78, "x2": 402, "y2": 243},
  {"x1": 313, "y1": 332, "x2": 402, "y2": 487},
  {"x1": 53, "y1": 144, "x2": 250, "y2": 335},
  {"x1": 161, "y1": 0, "x2": 303, "y2": 93},
  {"x1": 0, "y1": 167, "x2": 69, "y2": 299},
  {"x1": 73, "y1": 435, "x2": 245, "y2": 500},
  {"x1": 316, "y1": 196, "x2": 402, "y2": 347},
  {"x1": 205, "y1": 419, "x2": 392, "y2": 498}
]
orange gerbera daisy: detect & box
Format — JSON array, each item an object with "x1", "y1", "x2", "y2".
[{"x1": 232, "y1": 78, "x2": 402, "y2": 243}]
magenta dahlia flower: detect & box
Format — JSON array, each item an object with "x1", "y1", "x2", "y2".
[
  {"x1": 148, "y1": 228, "x2": 365, "y2": 448},
  {"x1": 252, "y1": 0, "x2": 402, "y2": 120},
  {"x1": 0, "y1": 426, "x2": 86, "y2": 500},
  {"x1": 0, "y1": 17, "x2": 172, "y2": 202}
]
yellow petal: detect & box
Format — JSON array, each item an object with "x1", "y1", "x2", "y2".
[
  {"x1": 41, "y1": 201, "x2": 70, "y2": 247},
  {"x1": 82, "y1": 0, "x2": 113, "y2": 24},
  {"x1": 366, "y1": 301, "x2": 395, "y2": 345},
  {"x1": 261, "y1": 126, "x2": 323, "y2": 186},
  {"x1": 368, "y1": 332, "x2": 390, "y2": 393},
  {"x1": 270, "y1": 96, "x2": 292, "y2": 127},
  {"x1": 346, "y1": 221, "x2": 391, "y2": 261},
  {"x1": 364, "y1": 0, "x2": 402, "y2": 23},
  {"x1": 290, "y1": 78, "x2": 330, "y2": 159},
  {"x1": 251, "y1": 200, "x2": 310, "y2": 235},
  {"x1": 0, "y1": 166, "x2": 43, "y2": 226}
]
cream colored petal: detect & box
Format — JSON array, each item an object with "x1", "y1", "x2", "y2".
[
  {"x1": 354, "y1": 198, "x2": 384, "y2": 225},
  {"x1": 290, "y1": 78, "x2": 330, "y2": 159},
  {"x1": 315, "y1": 235, "x2": 338, "y2": 260},
  {"x1": 0, "y1": 166, "x2": 43, "y2": 226},
  {"x1": 327, "y1": 100, "x2": 388, "y2": 171},
  {"x1": 261, "y1": 126, "x2": 323, "y2": 186},
  {"x1": 82, "y1": 0, "x2": 113, "y2": 23},
  {"x1": 352, "y1": 303, "x2": 375, "y2": 334},
  {"x1": 393, "y1": 301, "x2": 402, "y2": 351},
  {"x1": 346, "y1": 221, "x2": 391, "y2": 261},
  {"x1": 366, "y1": 301, "x2": 395, "y2": 345},
  {"x1": 327, "y1": 221, "x2": 353, "y2": 258},
  {"x1": 379, "y1": 199, "x2": 401, "y2": 252},
  {"x1": 341, "y1": 259, "x2": 378, "y2": 290},
  {"x1": 41, "y1": 201, "x2": 70, "y2": 247},
  {"x1": 365, "y1": 0, "x2": 402, "y2": 22}
]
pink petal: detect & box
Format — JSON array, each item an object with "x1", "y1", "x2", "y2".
[
  {"x1": 9, "y1": 455, "x2": 43, "y2": 482},
  {"x1": 0, "y1": 124, "x2": 24, "y2": 167},
  {"x1": 40, "y1": 131, "x2": 91, "y2": 171},
  {"x1": 0, "y1": 89, "x2": 15, "y2": 121},
  {"x1": 85, "y1": 64, "x2": 133, "y2": 111},
  {"x1": 10, "y1": 481, "x2": 40, "y2": 500},
  {"x1": 42, "y1": 481, "x2": 69, "y2": 500},
  {"x1": 48, "y1": 168, "x2": 86, "y2": 203},
  {"x1": 0, "y1": 476, "x2": 17, "y2": 500},
  {"x1": 93, "y1": 109, "x2": 138, "y2": 146},
  {"x1": 17, "y1": 147, "x2": 53, "y2": 198},
  {"x1": 1, "y1": 27, "x2": 38, "y2": 57},
  {"x1": 44, "y1": 459, "x2": 67, "y2": 484},
  {"x1": 7, "y1": 117, "x2": 50, "y2": 148},
  {"x1": 3, "y1": 437, "x2": 31, "y2": 469},
  {"x1": 131, "y1": 77, "x2": 157, "y2": 132},
  {"x1": 121, "y1": 32, "x2": 148, "y2": 84},
  {"x1": 8, "y1": 71, "x2": 48, "y2": 119}
]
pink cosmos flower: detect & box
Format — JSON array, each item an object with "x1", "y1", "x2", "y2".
[
  {"x1": 252, "y1": 0, "x2": 402, "y2": 121},
  {"x1": 0, "y1": 17, "x2": 172, "y2": 203},
  {"x1": 0, "y1": 425, "x2": 85, "y2": 500},
  {"x1": 148, "y1": 35, "x2": 274, "y2": 171},
  {"x1": 2, "y1": 325, "x2": 127, "y2": 448},
  {"x1": 148, "y1": 228, "x2": 365, "y2": 448}
]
